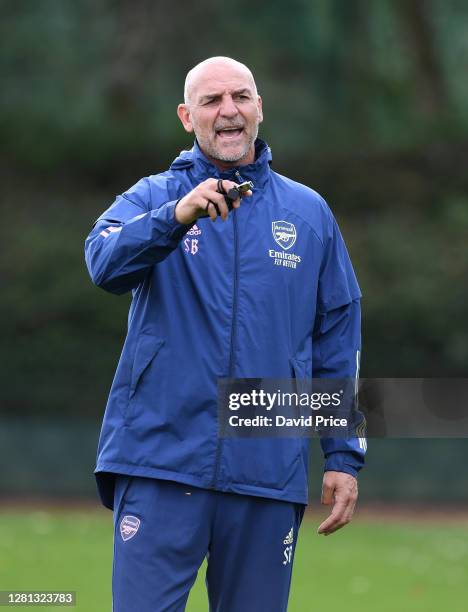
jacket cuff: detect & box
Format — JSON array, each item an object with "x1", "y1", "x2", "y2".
[
  {"x1": 324, "y1": 451, "x2": 363, "y2": 478},
  {"x1": 164, "y1": 200, "x2": 195, "y2": 241}
]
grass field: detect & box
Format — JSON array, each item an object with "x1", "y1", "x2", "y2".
[{"x1": 0, "y1": 508, "x2": 467, "y2": 611}]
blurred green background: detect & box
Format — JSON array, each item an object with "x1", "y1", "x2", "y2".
[
  {"x1": 1, "y1": 510, "x2": 467, "y2": 612},
  {"x1": 1, "y1": 0, "x2": 468, "y2": 609}
]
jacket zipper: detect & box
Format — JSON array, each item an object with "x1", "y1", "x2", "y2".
[
  {"x1": 228, "y1": 171, "x2": 243, "y2": 377},
  {"x1": 211, "y1": 170, "x2": 243, "y2": 488}
]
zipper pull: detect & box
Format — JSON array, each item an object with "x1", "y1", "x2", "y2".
[{"x1": 234, "y1": 170, "x2": 243, "y2": 184}]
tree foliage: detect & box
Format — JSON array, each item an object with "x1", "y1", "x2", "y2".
[{"x1": 2, "y1": 0, "x2": 468, "y2": 415}]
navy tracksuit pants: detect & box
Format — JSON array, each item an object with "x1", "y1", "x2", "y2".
[{"x1": 112, "y1": 476, "x2": 305, "y2": 611}]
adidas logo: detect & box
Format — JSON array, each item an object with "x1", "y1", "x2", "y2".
[
  {"x1": 283, "y1": 527, "x2": 294, "y2": 545},
  {"x1": 187, "y1": 224, "x2": 202, "y2": 236}
]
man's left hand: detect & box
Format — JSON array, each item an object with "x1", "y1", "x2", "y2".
[{"x1": 317, "y1": 471, "x2": 358, "y2": 536}]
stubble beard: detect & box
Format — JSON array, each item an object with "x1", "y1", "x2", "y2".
[{"x1": 196, "y1": 124, "x2": 259, "y2": 164}]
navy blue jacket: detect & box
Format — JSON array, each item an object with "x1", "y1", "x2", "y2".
[{"x1": 85, "y1": 139, "x2": 366, "y2": 510}]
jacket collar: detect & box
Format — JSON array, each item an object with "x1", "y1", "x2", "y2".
[{"x1": 171, "y1": 138, "x2": 272, "y2": 188}]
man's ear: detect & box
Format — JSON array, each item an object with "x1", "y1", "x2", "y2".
[
  {"x1": 257, "y1": 95, "x2": 263, "y2": 124},
  {"x1": 177, "y1": 104, "x2": 194, "y2": 133}
]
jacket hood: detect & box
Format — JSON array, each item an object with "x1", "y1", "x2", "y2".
[{"x1": 170, "y1": 138, "x2": 272, "y2": 187}]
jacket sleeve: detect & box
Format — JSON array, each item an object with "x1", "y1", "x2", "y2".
[
  {"x1": 313, "y1": 212, "x2": 367, "y2": 478},
  {"x1": 84, "y1": 177, "x2": 191, "y2": 295}
]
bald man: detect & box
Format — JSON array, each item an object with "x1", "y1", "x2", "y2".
[{"x1": 85, "y1": 56, "x2": 365, "y2": 611}]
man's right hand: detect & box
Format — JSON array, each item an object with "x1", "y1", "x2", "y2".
[{"x1": 175, "y1": 178, "x2": 252, "y2": 225}]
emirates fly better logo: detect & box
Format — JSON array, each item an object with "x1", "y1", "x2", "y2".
[{"x1": 269, "y1": 221, "x2": 301, "y2": 269}]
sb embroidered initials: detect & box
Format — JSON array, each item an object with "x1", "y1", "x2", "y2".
[
  {"x1": 184, "y1": 224, "x2": 201, "y2": 255},
  {"x1": 184, "y1": 238, "x2": 199, "y2": 255},
  {"x1": 283, "y1": 545, "x2": 293, "y2": 565}
]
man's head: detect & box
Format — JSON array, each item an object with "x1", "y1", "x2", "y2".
[{"x1": 177, "y1": 57, "x2": 263, "y2": 169}]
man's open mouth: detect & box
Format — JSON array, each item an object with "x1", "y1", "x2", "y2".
[{"x1": 216, "y1": 127, "x2": 244, "y2": 139}]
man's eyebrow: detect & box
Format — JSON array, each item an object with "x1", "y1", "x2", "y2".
[
  {"x1": 197, "y1": 88, "x2": 253, "y2": 103},
  {"x1": 198, "y1": 93, "x2": 221, "y2": 103},
  {"x1": 232, "y1": 88, "x2": 252, "y2": 96}
]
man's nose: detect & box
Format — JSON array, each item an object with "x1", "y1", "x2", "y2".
[{"x1": 219, "y1": 95, "x2": 239, "y2": 118}]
